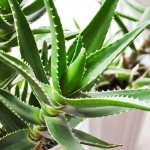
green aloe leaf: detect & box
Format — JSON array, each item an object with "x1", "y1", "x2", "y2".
[
  {"x1": 51, "y1": 88, "x2": 150, "y2": 111},
  {"x1": 0, "y1": 129, "x2": 36, "y2": 150},
  {"x1": 0, "y1": 62, "x2": 16, "y2": 88},
  {"x1": 64, "y1": 106, "x2": 129, "y2": 118},
  {"x1": 0, "y1": 1, "x2": 10, "y2": 12},
  {"x1": 45, "y1": 115, "x2": 83, "y2": 150},
  {"x1": 0, "y1": 101, "x2": 27, "y2": 132},
  {"x1": 0, "y1": 51, "x2": 51, "y2": 105},
  {"x1": 0, "y1": 15, "x2": 13, "y2": 31},
  {"x1": 0, "y1": 34, "x2": 17, "y2": 50},
  {"x1": 65, "y1": 96, "x2": 150, "y2": 111},
  {"x1": 115, "y1": 11, "x2": 139, "y2": 22},
  {"x1": 8, "y1": 0, "x2": 49, "y2": 84},
  {"x1": 70, "y1": 35, "x2": 83, "y2": 64},
  {"x1": 0, "y1": 89, "x2": 41, "y2": 125},
  {"x1": 60, "y1": 48, "x2": 86, "y2": 95},
  {"x1": 28, "y1": 7, "x2": 45, "y2": 23},
  {"x1": 0, "y1": 73, "x2": 17, "y2": 89},
  {"x1": 44, "y1": 0, "x2": 67, "y2": 93},
  {"x1": 132, "y1": 78, "x2": 150, "y2": 88},
  {"x1": 82, "y1": 0, "x2": 118, "y2": 54},
  {"x1": 85, "y1": 89, "x2": 150, "y2": 100},
  {"x1": 67, "y1": 0, "x2": 119, "y2": 60},
  {"x1": 81, "y1": 21, "x2": 150, "y2": 88},
  {"x1": 41, "y1": 41, "x2": 48, "y2": 67},
  {"x1": 103, "y1": 66, "x2": 132, "y2": 76},
  {"x1": 23, "y1": 0, "x2": 44, "y2": 16},
  {"x1": 65, "y1": 114, "x2": 83, "y2": 128},
  {"x1": 114, "y1": 14, "x2": 136, "y2": 50},
  {"x1": 21, "y1": 81, "x2": 28, "y2": 102},
  {"x1": 73, "y1": 129, "x2": 121, "y2": 149}
]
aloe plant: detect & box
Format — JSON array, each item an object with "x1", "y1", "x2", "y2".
[{"x1": 0, "y1": 0, "x2": 150, "y2": 149}]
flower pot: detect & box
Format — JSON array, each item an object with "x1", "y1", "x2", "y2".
[
  {"x1": 136, "y1": 0, "x2": 150, "y2": 7},
  {"x1": 50, "y1": 145, "x2": 62, "y2": 150}
]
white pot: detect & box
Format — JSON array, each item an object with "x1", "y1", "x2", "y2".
[
  {"x1": 50, "y1": 145, "x2": 62, "y2": 150},
  {"x1": 136, "y1": 0, "x2": 150, "y2": 7}
]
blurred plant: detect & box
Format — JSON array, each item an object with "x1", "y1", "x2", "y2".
[
  {"x1": 94, "y1": 0, "x2": 150, "y2": 91},
  {"x1": 0, "y1": 0, "x2": 150, "y2": 149}
]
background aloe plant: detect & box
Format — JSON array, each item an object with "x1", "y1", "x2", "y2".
[
  {"x1": 94, "y1": 0, "x2": 150, "y2": 91},
  {"x1": 0, "y1": 0, "x2": 150, "y2": 149}
]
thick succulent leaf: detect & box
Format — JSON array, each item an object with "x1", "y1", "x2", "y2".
[
  {"x1": 28, "y1": 92, "x2": 41, "y2": 108},
  {"x1": 65, "y1": 114, "x2": 83, "y2": 128},
  {"x1": 28, "y1": 7, "x2": 46, "y2": 23},
  {"x1": 115, "y1": 11, "x2": 139, "y2": 22},
  {"x1": 103, "y1": 66, "x2": 132, "y2": 76},
  {"x1": 67, "y1": 0, "x2": 119, "y2": 58},
  {"x1": 0, "y1": 1, "x2": 10, "y2": 12},
  {"x1": 21, "y1": 81, "x2": 28, "y2": 102},
  {"x1": 44, "y1": 0, "x2": 66, "y2": 93},
  {"x1": 60, "y1": 48, "x2": 86, "y2": 96},
  {"x1": 23, "y1": 0, "x2": 44, "y2": 16},
  {"x1": 45, "y1": 115, "x2": 83, "y2": 150},
  {"x1": 64, "y1": 96, "x2": 150, "y2": 111},
  {"x1": 64, "y1": 106, "x2": 129, "y2": 118},
  {"x1": 8, "y1": 0, "x2": 49, "y2": 84},
  {"x1": 0, "y1": 129, "x2": 36, "y2": 150},
  {"x1": 0, "y1": 51, "x2": 51, "y2": 105},
  {"x1": 73, "y1": 129, "x2": 121, "y2": 149},
  {"x1": 81, "y1": 21, "x2": 150, "y2": 88},
  {"x1": 132, "y1": 78, "x2": 150, "y2": 88},
  {"x1": 0, "y1": 34, "x2": 17, "y2": 50},
  {"x1": 0, "y1": 89, "x2": 41, "y2": 125},
  {"x1": 0, "y1": 62, "x2": 16, "y2": 88},
  {"x1": 81, "y1": 0, "x2": 118, "y2": 54},
  {"x1": 114, "y1": 14, "x2": 136, "y2": 50},
  {"x1": 0, "y1": 101, "x2": 27, "y2": 132},
  {"x1": 70, "y1": 35, "x2": 83, "y2": 64},
  {"x1": 85, "y1": 89, "x2": 150, "y2": 100},
  {"x1": 0, "y1": 15, "x2": 13, "y2": 31},
  {"x1": 41, "y1": 41, "x2": 48, "y2": 67},
  {"x1": 15, "y1": 85, "x2": 20, "y2": 98},
  {"x1": 0, "y1": 73, "x2": 17, "y2": 89},
  {"x1": 64, "y1": 89, "x2": 150, "y2": 113}
]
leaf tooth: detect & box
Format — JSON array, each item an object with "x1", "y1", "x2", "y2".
[
  {"x1": 0, "y1": 98, "x2": 28, "y2": 125},
  {"x1": 52, "y1": 15, "x2": 55, "y2": 19},
  {"x1": 0, "y1": 128, "x2": 29, "y2": 140}
]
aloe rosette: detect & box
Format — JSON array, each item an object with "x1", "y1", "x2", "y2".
[{"x1": 0, "y1": 0, "x2": 150, "y2": 149}]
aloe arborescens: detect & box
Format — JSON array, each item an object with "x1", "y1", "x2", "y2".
[{"x1": 0, "y1": 0, "x2": 150, "y2": 149}]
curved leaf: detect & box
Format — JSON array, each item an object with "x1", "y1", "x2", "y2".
[
  {"x1": 73, "y1": 129, "x2": 121, "y2": 149},
  {"x1": 45, "y1": 115, "x2": 83, "y2": 150},
  {"x1": 85, "y1": 89, "x2": 150, "y2": 100},
  {"x1": 65, "y1": 96, "x2": 150, "y2": 111},
  {"x1": 0, "y1": 51, "x2": 51, "y2": 105},
  {"x1": 67, "y1": 0, "x2": 119, "y2": 59},
  {"x1": 8, "y1": 0, "x2": 49, "y2": 84},
  {"x1": 0, "y1": 101, "x2": 27, "y2": 132},
  {"x1": 23, "y1": 0, "x2": 44, "y2": 16},
  {"x1": 44, "y1": 0, "x2": 66, "y2": 93},
  {"x1": 81, "y1": 21, "x2": 150, "y2": 88},
  {"x1": 0, "y1": 129, "x2": 36, "y2": 150},
  {"x1": 64, "y1": 106, "x2": 129, "y2": 118},
  {"x1": 60, "y1": 48, "x2": 86, "y2": 95},
  {"x1": 0, "y1": 89, "x2": 41, "y2": 125}
]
